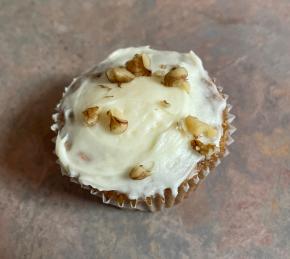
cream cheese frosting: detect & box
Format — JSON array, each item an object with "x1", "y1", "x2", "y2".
[{"x1": 55, "y1": 46, "x2": 227, "y2": 199}]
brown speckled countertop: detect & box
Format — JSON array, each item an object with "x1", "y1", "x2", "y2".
[{"x1": 0, "y1": 1, "x2": 289, "y2": 258}]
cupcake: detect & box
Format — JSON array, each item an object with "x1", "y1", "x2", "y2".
[{"x1": 51, "y1": 46, "x2": 235, "y2": 211}]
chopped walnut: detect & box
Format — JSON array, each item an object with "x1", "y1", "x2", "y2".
[
  {"x1": 107, "y1": 110, "x2": 128, "y2": 134},
  {"x1": 82, "y1": 106, "x2": 99, "y2": 126},
  {"x1": 163, "y1": 66, "x2": 190, "y2": 93},
  {"x1": 106, "y1": 67, "x2": 135, "y2": 84},
  {"x1": 173, "y1": 79, "x2": 190, "y2": 93},
  {"x1": 129, "y1": 165, "x2": 151, "y2": 180},
  {"x1": 185, "y1": 116, "x2": 217, "y2": 138},
  {"x1": 159, "y1": 100, "x2": 171, "y2": 108},
  {"x1": 165, "y1": 67, "x2": 188, "y2": 82},
  {"x1": 125, "y1": 53, "x2": 151, "y2": 76},
  {"x1": 141, "y1": 53, "x2": 151, "y2": 70},
  {"x1": 190, "y1": 139, "x2": 216, "y2": 156}
]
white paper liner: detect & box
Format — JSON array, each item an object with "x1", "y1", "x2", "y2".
[{"x1": 51, "y1": 74, "x2": 235, "y2": 212}]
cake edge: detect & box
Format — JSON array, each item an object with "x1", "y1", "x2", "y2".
[{"x1": 51, "y1": 75, "x2": 236, "y2": 212}]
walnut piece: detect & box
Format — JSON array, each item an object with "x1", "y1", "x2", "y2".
[
  {"x1": 173, "y1": 79, "x2": 190, "y2": 93},
  {"x1": 165, "y1": 67, "x2": 188, "y2": 82},
  {"x1": 125, "y1": 53, "x2": 151, "y2": 76},
  {"x1": 163, "y1": 66, "x2": 190, "y2": 93},
  {"x1": 185, "y1": 116, "x2": 217, "y2": 138},
  {"x1": 107, "y1": 110, "x2": 128, "y2": 134},
  {"x1": 191, "y1": 139, "x2": 216, "y2": 156},
  {"x1": 159, "y1": 100, "x2": 171, "y2": 108},
  {"x1": 82, "y1": 106, "x2": 99, "y2": 126},
  {"x1": 106, "y1": 67, "x2": 135, "y2": 84},
  {"x1": 129, "y1": 165, "x2": 151, "y2": 180},
  {"x1": 141, "y1": 53, "x2": 151, "y2": 70}
]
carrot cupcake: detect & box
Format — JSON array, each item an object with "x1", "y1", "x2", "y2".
[{"x1": 51, "y1": 46, "x2": 235, "y2": 211}]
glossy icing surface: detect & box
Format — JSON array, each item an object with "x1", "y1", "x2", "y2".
[{"x1": 55, "y1": 47, "x2": 226, "y2": 199}]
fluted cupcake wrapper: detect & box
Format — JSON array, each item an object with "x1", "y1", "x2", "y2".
[{"x1": 51, "y1": 76, "x2": 235, "y2": 212}]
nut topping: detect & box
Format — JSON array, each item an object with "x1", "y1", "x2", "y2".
[
  {"x1": 160, "y1": 100, "x2": 171, "y2": 108},
  {"x1": 185, "y1": 116, "x2": 217, "y2": 138},
  {"x1": 129, "y1": 165, "x2": 151, "y2": 180},
  {"x1": 107, "y1": 110, "x2": 128, "y2": 134},
  {"x1": 190, "y1": 139, "x2": 216, "y2": 156},
  {"x1": 125, "y1": 53, "x2": 151, "y2": 76},
  {"x1": 174, "y1": 79, "x2": 190, "y2": 93},
  {"x1": 141, "y1": 53, "x2": 151, "y2": 70},
  {"x1": 163, "y1": 66, "x2": 190, "y2": 92},
  {"x1": 165, "y1": 67, "x2": 188, "y2": 83},
  {"x1": 82, "y1": 106, "x2": 99, "y2": 126},
  {"x1": 106, "y1": 67, "x2": 135, "y2": 84}
]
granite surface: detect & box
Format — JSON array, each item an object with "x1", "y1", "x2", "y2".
[{"x1": 0, "y1": 0, "x2": 289, "y2": 258}]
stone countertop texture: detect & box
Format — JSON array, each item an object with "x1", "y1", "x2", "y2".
[{"x1": 0, "y1": 0, "x2": 289, "y2": 258}]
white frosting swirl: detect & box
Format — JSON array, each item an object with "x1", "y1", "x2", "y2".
[{"x1": 55, "y1": 46, "x2": 226, "y2": 199}]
